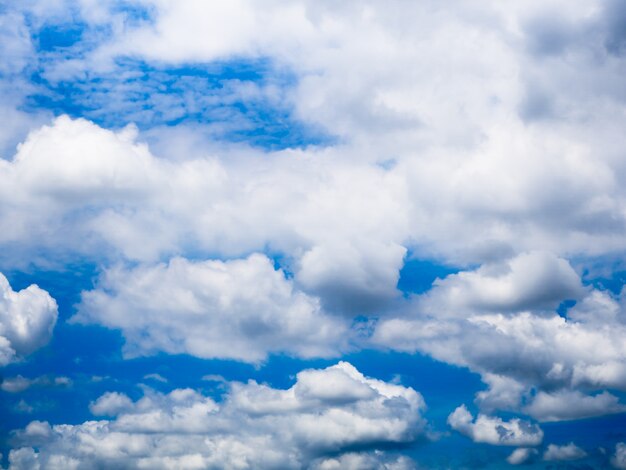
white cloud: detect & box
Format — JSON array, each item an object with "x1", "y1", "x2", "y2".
[
  {"x1": 613, "y1": 442, "x2": 626, "y2": 469},
  {"x1": 10, "y1": 362, "x2": 426, "y2": 469},
  {"x1": 74, "y1": 253, "x2": 347, "y2": 363},
  {"x1": 507, "y1": 447, "x2": 538, "y2": 465},
  {"x1": 0, "y1": 116, "x2": 408, "y2": 312},
  {"x1": 0, "y1": 273, "x2": 57, "y2": 365},
  {"x1": 418, "y1": 251, "x2": 584, "y2": 316},
  {"x1": 447, "y1": 405, "x2": 543, "y2": 447},
  {"x1": 311, "y1": 452, "x2": 416, "y2": 470},
  {"x1": 543, "y1": 442, "x2": 587, "y2": 461},
  {"x1": 0, "y1": 375, "x2": 71, "y2": 393},
  {"x1": 372, "y1": 252, "x2": 626, "y2": 420},
  {"x1": 524, "y1": 390, "x2": 626, "y2": 422},
  {"x1": 89, "y1": 392, "x2": 134, "y2": 417}
]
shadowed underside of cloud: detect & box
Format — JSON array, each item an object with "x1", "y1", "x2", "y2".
[
  {"x1": 9, "y1": 362, "x2": 426, "y2": 469},
  {"x1": 447, "y1": 405, "x2": 543, "y2": 447}
]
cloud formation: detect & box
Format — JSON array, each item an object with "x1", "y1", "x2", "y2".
[
  {"x1": 75, "y1": 253, "x2": 347, "y2": 362},
  {"x1": 447, "y1": 405, "x2": 543, "y2": 447},
  {"x1": 543, "y1": 442, "x2": 587, "y2": 461},
  {"x1": 373, "y1": 252, "x2": 626, "y2": 420},
  {"x1": 10, "y1": 362, "x2": 425, "y2": 469},
  {"x1": 0, "y1": 273, "x2": 57, "y2": 365}
]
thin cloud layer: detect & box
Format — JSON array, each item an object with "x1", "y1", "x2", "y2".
[{"x1": 9, "y1": 362, "x2": 425, "y2": 469}]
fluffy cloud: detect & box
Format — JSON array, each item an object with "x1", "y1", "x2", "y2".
[
  {"x1": 9, "y1": 362, "x2": 425, "y2": 469},
  {"x1": 373, "y1": 252, "x2": 626, "y2": 420},
  {"x1": 0, "y1": 116, "x2": 408, "y2": 313},
  {"x1": 543, "y1": 442, "x2": 587, "y2": 461},
  {"x1": 74, "y1": 253, "x2": 348, "y2": 363},
  {"x1": 613, "y1": 443, "x2": 626, "y2": 469},
  {"x1": 524, "y1": 390, "x2": 626, "y2": 422},
  {"x1": 64, "y1": 0, "x2": 626, "y2": 267},
  {"x1": 0, "y1": 273, "x2": 57, "y2": 365},
  {"x1": 417, "y1": 251, "x2": 584, "y2": 316},
  {"x1": 507, "y1": 447, "x2": 538, "y2": 465},
  {"x1": 447, "y1": 405, "x2": 543, "y2": 447}
]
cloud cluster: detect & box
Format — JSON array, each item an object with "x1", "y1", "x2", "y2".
[
  {"x1": 9, "y1": 362, "x2": 425, "y2": 469},
  {"x1": 74, "y1": 253, "x2": 347, "y2": 363},
  {"x1": 613, "y1": 442, "x2": 626, "y2": 469},
  {"x1": 25, "y1": 0, "x2": 626, "y2": 267},
  {"x1": 447, "y1": 405, "x2": 543, "y2": 447},
  {"x1": 0, "y1": 1, "x2": 625, "y2": 463},
  {"x1": 374, "y1": 252, "x2": 626, "y2": 420},
  {"x1": 0, "y1": 273, "x2": 57, "y2": 365}
]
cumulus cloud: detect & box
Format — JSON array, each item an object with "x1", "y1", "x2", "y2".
[
  {"x1": 10, "y1": 362, "x2": 425, "y2": 469},
  {"x1": 373, "y1": 252, "x2": 626, "y2": 420},
  {"x1": 418, "y1": 251, "x2": 584, "y2": 316},
  {"x1": 524, "y1": 390, "x2": 626, "y2": 422},
  {"x1": 0, "y1": 273, "x2": 57, "y2": 366},
  {"x1": 0, "y1": 116, "x2": 408, "y2": 312},
  {"x1": 2, "y1": 1, "x2": 626, "y2": 461},
  {"x1": 613, "y1": 442, "x2": 626, "y2": 469},
  {"x1": 311, "y1": 452, "x2": 416, "y2": 470},
  {"x1": 507, "y1": 447, "x2": 538, "y2": 465},
  {"x1": 74, "y1": 253, "x2": 348, "y2": 362},
  {"x1": 89, "y1": 392, "x2": 134, "y2": 417},
  {"x1": 447, "y1": 405, "x2": 543, "y2": 447},
  {"x1": 543, "y1": 442, "x2": 587, "y2": 461}
]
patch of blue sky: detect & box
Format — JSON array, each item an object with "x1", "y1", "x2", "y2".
[
  {"x1": 397, "y1": 253, "x2": 460, "y2": 296},
  {"x1": 33, "y1": 24, "x2": 85, "y2": 52},
  {"x1": 24, "y1": 55, "x2": 332, "y2": 151}
]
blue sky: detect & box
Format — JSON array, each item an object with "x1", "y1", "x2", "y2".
[{"x1": 2, "y1": 1, "x2": 626, "y2": 469}]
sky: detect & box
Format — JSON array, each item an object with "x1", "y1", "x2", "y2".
[{"x1": 1, "y1": 0, "x2": 626, "y2": 468}]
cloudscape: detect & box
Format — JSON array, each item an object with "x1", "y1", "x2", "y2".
[{"x1": 1, "y1": 1, "x2": 626, "y2": 468}]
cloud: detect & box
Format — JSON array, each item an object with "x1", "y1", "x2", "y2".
[
  {"x1": 89, "y1": 392, "x2": 134, "y2": 417},
  {"x1": 524, "y1": 390, "x2": 626, "y2": 422},
  {"x1": 372, "y1": 252, "x2": 626, "y2": 420},
  {"x1": 311, "y1": 452, "x2": 416, "y2": 470},
  {"x1": 74, "y1": 253, "x2": 348, "y2": 363},
  {"x1": 418, "y1": 251, "x2": 584, "y2": 316},
  {"x1": 507, "y1": 447, "x2": 538, "y2": 465},
  {"x1": 10, "y1": 362, "x2": 426, "y2": 469},
  {"x1": 0, "y1": 375, "x2": 71, "y2": 393},
  {"x1": 0, "y1": 115, "x2": 407, "y2": 313},
  {"x1": 447, "y1": 405, "x2": 543, "y2": 447},
  {"x1": 613, "y1": 443, "x2": 626, "y2": 469},
  {"x1": 143, "y1": 373, "x2": 168, "y2": 383},
  {"x1": 0, "y1": 273, "x2": 57, "y2": 366},
  {"x1": 543, "y1": 442, "x2": 587, "y2": 461}
]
